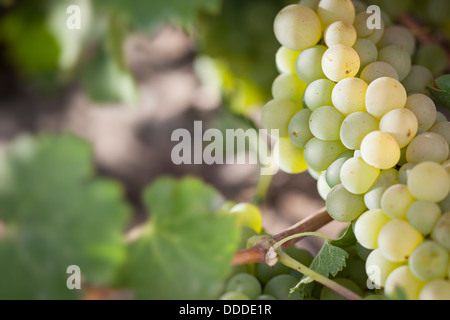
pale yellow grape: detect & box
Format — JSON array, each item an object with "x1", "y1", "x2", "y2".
[
  {"x1": 354, "y1": 11, "x2": 385, "y2": 44},
  {"x1": 354, "y1": 209, "x2": 391, "y2": 249},
  {"x1": 406, "y1": 201, "x2": 441, "y2": 236},
  {"x1": 419, "y1": 280, "x2": 450, "y2": 300},
  {"x1": 325, "y1": 151, "x2": 354, "y2": 188},
  {"x1": 309, "y1": 106, "x2": 344, "y2": 141},
  {"x1": 360, "y1": 61, "x2": 399, "y2": 84},
  {"x1": 298, "y1": 0, "x2": 320, "y2": 10},
  {"x1": 398, "y1": 162, "x2": 416, "y2": 185},
  {"x1": 296, "y1": 45, "x2": 327, "y2": 84},
  {"x1": 407, "y1": 162, "x2": 450, "y2": 202},
  {"x1": 340, "y1": 157, "x2": 380, "y2": 194},
  {"x1": 288, "y1": 109, "x2": 313, "y2": 148},
  {"x1": 432, "y1": 212, "x2": 450, "y2": 251},
  {"x1": 340, "y1": 112, "x2": 379, "y2": 150},
  {"x1": 384, "y1": 266, "x2": 427, "y2": 300},
  {"x1": 406, "y1": 132, "x2": 449, "y2": 164},
  {"x1": 317, "y1": 0, "x2": 356, "y2": 27},
  {"x1": 364, "y1": 169, "x2": 399, "y2": 210},
  {"x1": 272, "y1": 73, "x2": 307, "y2": 104},
  {"x1": 322, "y1": 45, "x2": 360, "y2": 82},
  {"x1": 326, "y1": 183, "x2": 366, "y2": 222},
  {"x1": 404, "y1": 94, "x2": 437, "y2": 131},
  {"x1": 275, "y1": 46, "x2": 301, "y2": 74},
  {"x1": 324, "y1": 21, "x2": 357, "y2": 47},
  {"x1": 365, "y1": 77, "x2": 407, "y2": 119},
  {"x1": 409, "y1": 241, "x2": 449, "y2": 282},
  {"x1": 378, "y1": 219, "x2": 423, "y2": 262},
  {"x1": 274, "y1": 137, "x2": 308, "y2": 174},
  {"x1": 380, "y1": 184, "x2": 415, "y2": 219},
  {"x1": 304, "y1": 79, "x2": 335, "y2": 111},
  {"x1": 378, "y1": 45, "x2": 411, "y2": 81},
  {"x1": 274, "y1": 4, "x2": 322, "y2": 51},
  {"x1": 366, "y1": 249, "x2": 404, "y2": 288},
  {"x1": 401, "y1": 65, "x2": 434, "y2": 95},
  {"x1": 429, "y1": 121, "x2": 450, "y2": 146},
  {"x1": 378, "y1": 26, "x2": 416, "y2": 57},
  {"x1": 317, "y1": 172, "x2": 332, "y2": 200},
  {"x1": 262, "y1": 99, "x2": 302, "y2": 137},
  {"x1": 360, "y1": 131, "x2": 400, "y2": 169},
  {"x1": 379, "y1": 108, "x2": 418, "y2": 148},
  {"x1": 229, "y1": 203, "x2": 263, "y2": 233},
  {"x1": 331, "y1": 77, "x2": 367, "y2": 115},
  {"x1": 352, "y1": 38, "x2": 378, "y2": 69}
]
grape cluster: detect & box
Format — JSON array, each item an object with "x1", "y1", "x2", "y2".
[{"x1": 262, "y1": 0, "x2": 450, "y2": 299}]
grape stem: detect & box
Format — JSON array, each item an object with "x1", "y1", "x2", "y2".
[
  {"x1": 232, "y1": 207, "x2": 332, "y2": 265},
  {"x1": 276, "y1": 249, "x2": 362, "y2": 301}
]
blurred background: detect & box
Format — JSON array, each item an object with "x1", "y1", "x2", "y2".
[{"x1": 0, "y1": 0, "x2": 449, "y2": 299}]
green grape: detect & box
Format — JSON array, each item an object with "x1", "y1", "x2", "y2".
[
  {"x1": 319, "y1": 278, "x2": 363, "y2": 300},
  {"x1": 273, "y1": 4, "x2": 322, "y2": 51},
  {"x1": 429, "y1": 121, "x2": 450, "y2": 147},
  {"x1": 326, "y1": 183, "x2": 367, "y2": 222},
  {"x1": 426, "y1": 0, "x2": 450, "y2": 25},
  {"x1": 401, "y1": 65, "x2": 434, "y2": 95},
  {"x1": 384, "y1": 266, "x2": 426, "y2": 300},
  {"x1": 236, "y1": 226, "x2": 259, "y2": 250},
  {"x1": 407, "y1": 162, "x2": 450, "y2": 202},
  {"x1": 229, "y1": 203, "x2": 263, "y2": 233},
  {"x1": 380, "y1": 184, "x2": 415, "y2": 219},
  {"x1": 274, "y1": 137, "x2": 308, "y2": 174},
  {"x1": 365, "y1": 77, "x2": 407, "y2": 119},
  {"x1": 440, "y1": 194, "x2": 450, "y2": 213},
  {"x1": 298, "y1": 0, "x2": 320, "y2": 10},
  {"x1": 226, "y1": 273, "x2": 262, "y2": 299},
  {"x1": 325, "y1": 153, "x2": 353, "y2": 188},
  {"x1": 308, "y1": 167, "x2": 322, "y2": 180},
  {"x1": 378, "y1": 219, "x2": 423, "y2": 263},
  {"x1": 354, "y1": 209, "x2": 391, "y2": 250},
  {"x1": 339, "y1": 112, "x2": 379, "y2": 150},
  {"x1": 378, "y1": 26, "x2": 416, "y2": 57},
  {"x1": 435, "y1": 111, "x2": 448, "y2": 123},
  {"x1": 317, "y1": 0, "x2": 356, "y2": 27},
  {"x1": 288, "y1": 109, "x2": 313, "y2": 148},
  {"x1": 409, "y1": 241, "x2": 449, "y2": 282},
  {"x1": 344, "y1": 258, "x2": 369, "y2": 290},
  {"x1": 304, "y1": 138, "x2": 348, "y2": 172},
  {"x1": 331, "y1": 77, "x2": 368, "y2": 115},
  {"x1": 351, "y1": 0, "x2": 368, "y2": 13},
  {"x1": 340, "y1": 157, "x2": 380, "y2": 194},
  {"x1": 219, "y1": 291, "x2": 251, "y2": 300},
  {"x1": 256, "y1": 294, "x2": 277, "y2": 300},
  {"x1": 354, "y1": 11, "x2": 385, "y2": 44},
  {"x1": 406, "y1": 201, "x2": 441, "y2": 236},
  {"x1": 406, "y1": 133, "x2": 449, "y2": 164},
  {"x1": 432, "y1": 212, "x2": 450, "y2": 251},
  {"x1": 404, "y1": 94, "x2": 437, "y2": 131},
  {"x1": 360, "y1": 61, "x2": 399, "y2": 84},
  {"x1": 398, "y1": 163, "x2": 417, "y2": 184},
  {"x1": 366, "y1": 248, "x2": 404, "y2": 289},
  {"x1": 295, "y1": 45, "x2": 327, "y2": 84},
  {"x1": 324, "y1": 21, "x2": 357, "y2": 47},
  {"x1": 364, "y1": 169, "x2": 399, "y2": 210},
  {"x1": 415, "y1": 44, "x2": 447, "y2": 76},
  {"x1": 285, "y1": 246, "x2": 314, "y2": 279},
  {"x1": 355, "y1": 242, "x2": 372, "y2": 261},
  {"x1": 272, "y1": 73, "x2": 307, "y2": 104},
  {"x1": 276, "y1": 46, "x2": 301, "y2": 74},
  {"x1": 256, "y1": 262, "x2": 291, "y2": 286},
  {"x1": 378, "y1": 45, "x2": 411, "y2": 81},
  {"x1": 322, "y1": 45, "x2": 360, "y2": 82},
  {"x1": 263, "y1": 274, "x2": 302, "y2": 300},
  {"x1": 379, "y1": 108, "x2": 418, "y2": 148},
  {"x1": 419, "y1": 280, "x2": 450, "y2": 300},
  {"x1": 352, "y1": 38, "x2": 378, "y2": 69},
  {"x1": 317, "y1": 171, "x2": 332, "y2": 200},
  {"x1": 304, "y1": 79, "x2": 336, "y2": 112},
  {"x1": 262, "y1": 99, "x2": 302, "y2": 137},
  {"x1": 309, "y1": 106, "x2": 345, "y2": 141},
  {"x1": 360, "y1": 131, "x2": 401, "y2": 170}
]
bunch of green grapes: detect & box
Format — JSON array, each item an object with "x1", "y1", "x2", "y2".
[{"x1": 261, "y1": 0, "x2": 450, "y2": 300}]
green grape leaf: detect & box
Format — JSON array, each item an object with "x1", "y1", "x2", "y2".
[
  {"x1": 96, "y1": 0, "x2": 222, "y2": 34},
  {"x1": 119, "y1": 177, "x2": 240, "y2": 300},
  {"x1": 330, "y1": 223, "x2": 357, "y2": 248},
  {"x1": 294, "y1": 241, "x2": 349, "y2": 298},
  {"x1": 428, "y1": 75, "x2": 450, "y2": 110},
  {"x1": 0, "y1": 134, "x2": 130, "y2": 299}
]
